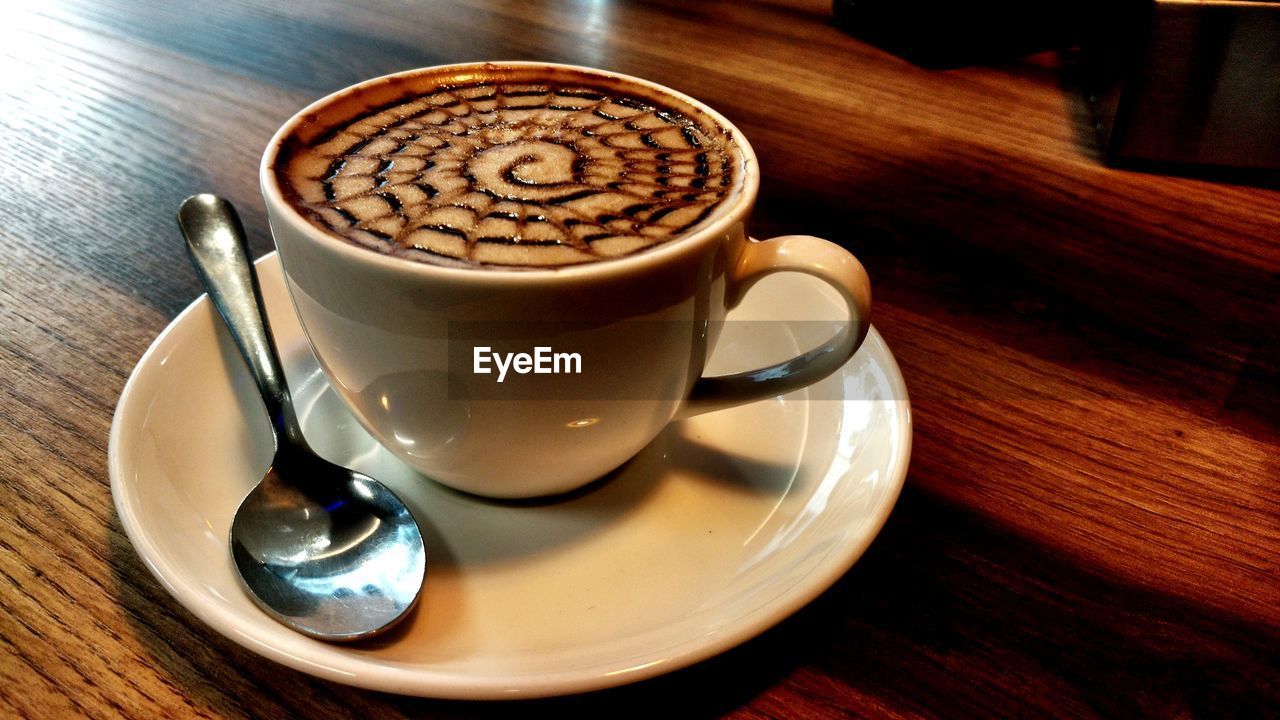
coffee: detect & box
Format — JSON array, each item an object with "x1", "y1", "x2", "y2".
[
  {"x1": 265, "y1": 63, "x2": 871, "y2": 497},
  {"x1": 276, "y1": 69, "x2": 742, "y2": 268}
]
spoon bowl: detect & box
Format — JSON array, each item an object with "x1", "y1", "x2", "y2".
[{"x1": 178, "y1": 193, "x2": 425, "y2": 641}]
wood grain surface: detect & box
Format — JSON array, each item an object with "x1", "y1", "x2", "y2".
[{"x1": 2, "y1": 0, "x2": 1277, "y2": 717}]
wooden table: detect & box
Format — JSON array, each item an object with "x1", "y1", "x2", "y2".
[{"x1": 3, "y1": 1, "x2": 1276, "y2": 717}]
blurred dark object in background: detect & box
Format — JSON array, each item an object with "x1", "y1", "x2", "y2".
[
  {"x1": 832, "y1": 0, "x2": 1093, "y2": 68},
  {"x1": 1084, "y1": 0, "x2": 1280, "y2": 173},
  {"x1": 834, "y1": 0, "x2": 1280, "y2": 174}
]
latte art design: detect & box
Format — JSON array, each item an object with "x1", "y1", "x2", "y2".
[{"x1": 280, "y1": 82, "x2": 739, "y2": 267}]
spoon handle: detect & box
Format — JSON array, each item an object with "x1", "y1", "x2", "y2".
[{"x1": 177, "y1": 194, "x2": 305, "y2": 450}]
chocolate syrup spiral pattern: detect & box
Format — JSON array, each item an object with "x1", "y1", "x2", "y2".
[{"x1": 280, "y1": 82, "x2": 738, "y2": 267}]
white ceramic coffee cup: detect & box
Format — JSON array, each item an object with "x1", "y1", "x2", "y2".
[{"x1": 261, "y1": 62, "x2": 870, "y2": 498}]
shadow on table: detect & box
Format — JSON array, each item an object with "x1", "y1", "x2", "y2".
[
  {"x1": 746, "y1": 148, "x2": 1280, "y2": 443},
  {"x1": 113, "y1": 482, "x2": 1279, "y2": 719}
]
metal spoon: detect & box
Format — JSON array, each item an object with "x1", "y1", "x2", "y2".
[{"x1": 177, "y1": 193, "x2": 425, "y2": 642}]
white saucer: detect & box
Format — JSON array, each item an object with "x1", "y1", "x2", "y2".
[{"x1": 109, "y1": 253, "x2": 911, "y2": 700}]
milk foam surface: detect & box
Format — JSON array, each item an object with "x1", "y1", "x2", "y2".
[{"x1": 277, "y1": 77, "x2": 741, "y2": 268}]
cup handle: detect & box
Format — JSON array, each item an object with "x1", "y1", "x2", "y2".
[{"x1": 678, "y1": 235, "x2": 872, "y2": 419}]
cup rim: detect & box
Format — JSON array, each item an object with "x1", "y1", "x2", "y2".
[{"x1": 260, "y1": 61, "x2": 760, "y2": 282}]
